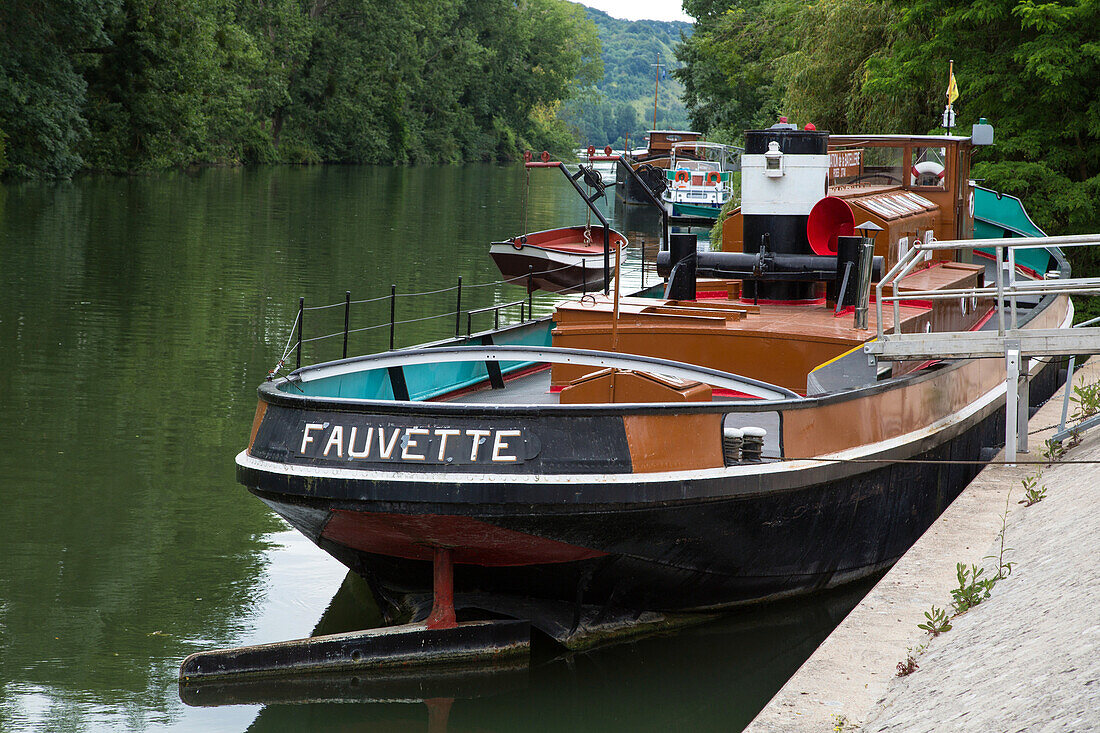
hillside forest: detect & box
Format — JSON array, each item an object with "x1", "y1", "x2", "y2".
[
  {"x1": 558, "y1": 8, "x2": 692, "y2": 149},
  {"x1": 0, "y1": 0, "x2": 601, "y2": 178}
]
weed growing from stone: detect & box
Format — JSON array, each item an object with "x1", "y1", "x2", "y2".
[
  {"x1": 896, "y1": 653, "x2": 919, "y2": 677},
  {"x1": 1071, "y1": 381, "x2": 1100, "y2": 420},
  {"x1": 1018, "y1": 474, "x2": 1048, "y2": 507},
  {"x1": 950, "y1": 563, "x2": 995, "y2": 614},
  {"x1": 831, "y1": 713, "x2": 856, "y2": 731},
  {"x1": 1041, "y1": 438, "x2": 1065, "y2": 465},
  {"x1": 1066, "y1": 426, "x2": 1083, "y2": 449},
  {"x1": 987, "y1": 490, "x2": 1016, "y2": 581},
  {"x1": 917, "y1": 606, "x2": 952, "y2": 636}
]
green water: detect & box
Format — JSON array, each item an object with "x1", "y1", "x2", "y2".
[{"x1": 0, "y1": 164, "x2": 864, "y2": 732}]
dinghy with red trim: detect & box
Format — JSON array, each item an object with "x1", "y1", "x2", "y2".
[{"x1": 489, "y1": 225, "x2": 627, "y2": 294}]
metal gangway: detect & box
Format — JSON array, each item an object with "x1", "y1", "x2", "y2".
[{"x1": 864, "y1": 233, "x2": 1100, "y2": 462}]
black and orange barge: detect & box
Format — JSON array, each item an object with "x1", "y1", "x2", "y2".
[{"x1": 226, "y1": 122, "x2": 1072, "y2": 666}]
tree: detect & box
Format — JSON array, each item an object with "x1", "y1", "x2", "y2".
[
  {"x1": 864, "y1": 0, "x2": 1100, "y2": 235},
  {"x1": 0, "y1": 0, "x2": 602, "y2": 175},
  {"x1": 0, "y1": 0, "x2": 120, "y2": 177},
  {"x1": 675, "y1": 0, "x2": 801, "y2": 141},
  {"x1": 780, "y1": 0, "x2": 895, "y2": 133}
]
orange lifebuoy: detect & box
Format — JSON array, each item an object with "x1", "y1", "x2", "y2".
[
  {"x1": 674, "y1": 169, "x2": 690, "y2": 186},
  {"x1": 706, "y1": 171, "x2": 721, "y2": 186},
  {"x1": 604, "y1": 145, "x2": 613, "y2": 156},
  {"x1": 587, "y1": 145, "x2": 596, "y2": 157},
  {"x1": 540, "y1": 150, "x2": 550, "y2": 163}
]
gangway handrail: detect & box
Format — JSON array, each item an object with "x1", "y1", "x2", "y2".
[
  {"x1": 870, "y1": 232, "x2": 1100, "y2": 463},
  {"x1": 875, "y1": 233, "x2": 1100, "y2": 342}
]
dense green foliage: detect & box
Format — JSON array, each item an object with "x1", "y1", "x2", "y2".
[
  {"x1": 677, "y1": 0, "x2": 798, "y2": 143},
  {"x1": 677, "y1": 0, "x2": 1099, "y2": 242},
  {"x1": 559, "y1": 8, "x2": 692, "y2": 148},
  {"x1": 0, "y1": 0, "x2": 599, "y2": 177}
]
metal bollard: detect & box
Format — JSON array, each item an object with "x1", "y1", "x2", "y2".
[
  {"x1": 741, "y1": 427, "x2": 767, "y2": 462},
  {"x1": 722, "y1": 427, "x2": 744, "y2": 466}
]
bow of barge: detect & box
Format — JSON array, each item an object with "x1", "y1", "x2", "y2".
[{"x1": 236, "y1": 122, "x2": 1076, "y2": 646}]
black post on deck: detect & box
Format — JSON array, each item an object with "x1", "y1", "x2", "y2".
[
  {"x1": 389, "y1": 285, "x2": 396, "y2": 351},
  {"x1": 296, "y1": 297, "x2": 303, "y2": 369},
  {"x1": 455, "y1": 277, "x2": 462, "y2": 338},
  {"x1": 343, "y1": 290, "x2": 350, "y2": 359},
  {"x1": 527, "y1": 269, "x2": 533, "y2": 318},
  {"x1": 582, "y1": 260, "x2": 587, "y2": 295},
  {"x1": 665, "y1": 233, "x2": 698, "y2": 301}
]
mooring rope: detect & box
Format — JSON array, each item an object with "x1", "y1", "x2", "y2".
[{"x1": 763, "y1": 456, "x2": 1099, "y2": 466}]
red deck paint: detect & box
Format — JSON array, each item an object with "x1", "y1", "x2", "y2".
[
  {"x1": 711, "y1": 388, "x2": 764, "y2": 399},
  {"x1": 322, "y1": 510, "x2": 607, "y2": 566},
  {"x1": 739, "y1": 296, "x2": 827, "y2": 306}
]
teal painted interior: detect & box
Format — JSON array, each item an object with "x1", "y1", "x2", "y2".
[
  {"x1": 973, "y1": 185, "x2": 1054, "y2": 274},
  {"x1": 287, "y1": 319, "x2": 554, "y2": 401},
  {"x1": 672, "y1": 201, "x2": 721, "y2": 218}
]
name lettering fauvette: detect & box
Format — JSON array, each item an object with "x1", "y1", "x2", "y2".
[{"x1": 298, "y1": 423, "x2": 527, "y2": 464}]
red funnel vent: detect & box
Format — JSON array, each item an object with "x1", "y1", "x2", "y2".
[{"x1": 807, "y1": 196, "x2": 855, "y2": 256}]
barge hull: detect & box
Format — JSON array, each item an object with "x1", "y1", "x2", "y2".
[{"x1": 240, "y1": 357, "x2": 1062, "y2": 618}]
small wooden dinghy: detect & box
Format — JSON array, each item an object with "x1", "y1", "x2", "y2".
[{"x1": 489, "y1": 225, "x2": 627, "y2": 293}]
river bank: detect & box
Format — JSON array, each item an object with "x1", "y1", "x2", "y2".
[{"x1": 747, "y1": 358, "x2": 1100, "y2": 731}]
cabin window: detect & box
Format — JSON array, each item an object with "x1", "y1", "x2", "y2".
[
  {"x1": 830, "y1": 145, "x2": 903, "y2": 188},
  {"x1": 861, "y1": 146, "x2": 904, "y2": 186},
  {"x1": 911, "y1": 147, "x2": 947, "y2": 189}
]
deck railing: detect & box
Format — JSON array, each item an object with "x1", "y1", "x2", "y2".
[
  {"x1": 269, "y1": 266, "x2": 586, "y2": 380},
  {"x1": 868, "y1": 233, "x2": 1100, "y2": 461}
]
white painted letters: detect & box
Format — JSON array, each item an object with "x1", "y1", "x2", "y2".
[
  {"x1": 492, "y1": 430, "x2": 521, "y2": 462},
  {"x1": 323, "y1": 425, "x2": 344, "y2": 457},
  {"x1": 435, "y1": 429, "x2": 460, "y2": 460},
  {"x1": 377, "y1": 428, "x2": 401, "y2": 459},
  {"x1": 401, "y1": 428, "x2": 429, "y2": 460},
  {"x1": 299, "y1": 422, "x2": 527, "y2": 464},
  {"x1": 348, "y1": 426, "x2": 373, "y2": 458},
  {"x1": 300, "y1": 423, "x2": 324, "y2": 454},
  {"x1": 466, "y1": 429, "x2": 491, "y2": 461}
]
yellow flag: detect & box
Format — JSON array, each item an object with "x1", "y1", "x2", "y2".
[{"x1": 947, "y1": 70, "x2": 959, "y2": 105}]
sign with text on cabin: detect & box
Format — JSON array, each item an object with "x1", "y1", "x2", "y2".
[
  {"x1": 298, "y1": 420, "x2": 539, "y2": 465},
  {"x1": 829, "y1": 149, "x2": 863, "y2": 181}
]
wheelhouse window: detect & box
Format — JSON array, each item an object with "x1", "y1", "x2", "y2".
[
  {"x1": 829, "y1": 145, "x2": 904, "y2": 188},
  {"x1": 910, "y1": 147, "x2": 947, "y2": 189}
]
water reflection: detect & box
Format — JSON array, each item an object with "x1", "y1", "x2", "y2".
[
  {"x1": 0, "y1": 164, "x2": 857, "y2": 733},
  {"x1": 185, "y1": 571, "x2": 875, "y2": 733}
]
